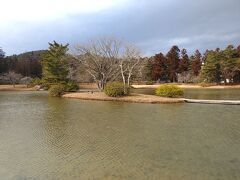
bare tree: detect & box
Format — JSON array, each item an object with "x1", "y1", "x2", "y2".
[
  {"x1": 120, "y1": 44, "x2": 141, "y2": 91},
  {"x1": 73, "y1": 37, "x2": 141, "y2": 91},
  {"x1": 4, "y1": 71, "x2": 23, "y2": 87},
  {"x1": 73, "y1": 37, "x2": 123, "y2": 90}
]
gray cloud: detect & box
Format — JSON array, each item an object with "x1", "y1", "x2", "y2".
[{"x1": 1, "y1": 0, "x2": 240, "y2": 56}]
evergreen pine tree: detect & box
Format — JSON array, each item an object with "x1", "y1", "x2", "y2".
[
  {"x1": 42, "y1": 41, "x2": 69, "y2": 86},
  {"x1": 200, "y1": 50, "x2": 222, "y2": 83}
]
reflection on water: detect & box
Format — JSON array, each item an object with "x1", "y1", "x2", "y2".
[
  {"x1": 134, "y1": 88, "x2": 240, "y2": 100},
  {"x1": 0, "y1": 91, "x2": 240, "y2": 179}
]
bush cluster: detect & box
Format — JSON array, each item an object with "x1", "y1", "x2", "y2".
[
  {"x1": 49, "y1": 84, "x2": 66, "y2": 97},
  {"x1": 30, "y1": 78, "x2": 43, "y2": 87},
  {"x1": 48, "y1": 81, "x2": 79, "y2": 97},
  {"x1": 64, "y1": 81, "x2": 79, "y2": 92},
  {"x1": 104, "y1": 82, "x2": 130, "y2": 97},
  {"x1": 155, "y1": 84, "x2": 184, "y2": 98}
]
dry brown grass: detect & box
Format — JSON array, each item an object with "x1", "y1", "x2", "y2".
[
  {"x1": 63, "y1": 92, "x2": 184, "y2": 104},
  {"x1": 0, "y1": 85, "x2": 35, "y2": 91},
  {"x1": 78, "y1": 83, "x2": 98, "y2": 89}
]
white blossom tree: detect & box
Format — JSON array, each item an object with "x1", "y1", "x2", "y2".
[
  {"x1": 4, "y1": 71, "x2": 23, "y2": 87},
  {"x1": 20, "y1": 77, "x2": 33, "y2": 87}
]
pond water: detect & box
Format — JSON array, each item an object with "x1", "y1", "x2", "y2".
[
  {"x1": 0, "y1": 91, "x2": 240, "y2": 179},
  {"x1": 134, "y1": 88, "x2": 240, "y2": 100}
]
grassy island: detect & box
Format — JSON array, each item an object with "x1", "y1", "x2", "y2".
[{"x1": 63, "y1": 92, "x2": 184, "y2": 104}]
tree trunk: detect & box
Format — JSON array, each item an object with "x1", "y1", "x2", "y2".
[
  {"x1": 97, "y1": 79, "x2": 106, "y2": 91},
  {"x1": 127, "y1": 74, "x2": 131, "y2": 87},
  {"x1": 120, "y1": 64, "x2": 127, "y2": 94}
]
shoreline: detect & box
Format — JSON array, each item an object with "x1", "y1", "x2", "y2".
[
  {"x1": 0, "y1": 85, "x2": 35, "y2": 91},
  {"x1": 132, "y1": 84, "x2": 240, "y2": 89},
  {"x1": 1, "y1": 85, "x2": 239, "y2": 105},
  {"x1": 63, "y1": 92, "x2": 184, "y2": 104},
  {"x1": 1, "y1": 83, "x2": 240, "y2": 92}
]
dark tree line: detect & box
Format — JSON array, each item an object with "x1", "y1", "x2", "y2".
[
  {"x1": 150, "y1": 46, "x2": 202, "y2": 83},
  {"x1": 147, "y1": 44, "x2": 240, "y2": 83},
  {"x1": 0, "y1": 49, "x2": 45, "y2": 77},
  {"x1": 0, "y1": 48, "x2": 5, "y2": 58}
]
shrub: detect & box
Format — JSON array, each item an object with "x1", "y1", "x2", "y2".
[
  {"x1": 30, "y1": 78, "x2": 43, "y2": 86},
  {"x1": 31, "y1": 78, "x2": 52, "y2": 90},
  {"x1": 42, "y1": 80, "x2": 66, "y2": 90},
  {"x1": 64, "y1": 81, "x2": 79, "y2": 92},
  {"x1": 104, "y1": 82, "x2": 130, "y2": 97},
  {"x1": 20, "y1": 77, "x2": 33, "y2": 87},
  {"x1": 155, "y1": 84, "x2": 184, "y2": 98},
  {"x1": 49, "y1": 84, "x2": 65, "y2": 97}
]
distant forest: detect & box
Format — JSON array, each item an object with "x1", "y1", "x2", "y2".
[
  {"x1": 0, "y1": 50, "x2": 45, "y2": 78},
  {"x1": 1, "y1": 43, "x2": 240, "y2": 84}
]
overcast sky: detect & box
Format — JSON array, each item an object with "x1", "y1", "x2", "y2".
[{"x1": 1, "y1": 0, "x2": 240, "y2": 56}]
